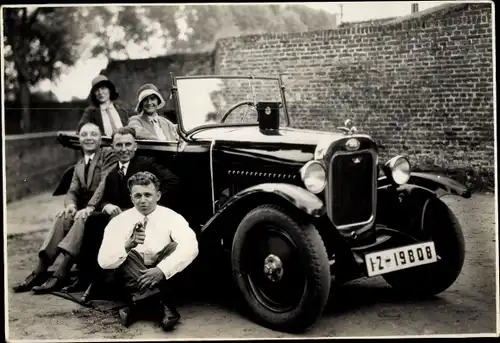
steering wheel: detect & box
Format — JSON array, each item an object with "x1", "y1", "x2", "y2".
[{"x1": 220, "y1": 101, "x2": 255, "y2": 123}]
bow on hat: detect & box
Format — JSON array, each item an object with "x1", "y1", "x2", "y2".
[{"x1": 135, "y1": 83, "x2": 166, "y2": 114}]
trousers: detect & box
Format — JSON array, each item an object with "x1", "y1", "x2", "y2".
[
  {"x1": 77, "y1": 212, "x2": 111, "y2": 282},
  {"x1": 115, "y1": 243, "x2": 178, "y2": 303},
  {"x1": 38, "y1": 214, "x2": 88, "y2": 263}
]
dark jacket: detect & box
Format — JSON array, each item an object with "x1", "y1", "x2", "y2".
[
  {"x1": 77, "y1": 101, "x2": 129, "y2": 135},
  {"x1": 97, "y1": 155, "x2": 182, "y2": 213}
]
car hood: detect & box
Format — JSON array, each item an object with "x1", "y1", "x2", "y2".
[{"x1": 190, "y1": 126, "x2": 349, "y2": 146}]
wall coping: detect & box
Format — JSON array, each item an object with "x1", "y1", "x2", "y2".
[
  {"x1": 215, "y1": 2, "x2": 489, "y2": 46},
  {"x1": 5, "y1": 131, "x2": 60, "y2": 141}
]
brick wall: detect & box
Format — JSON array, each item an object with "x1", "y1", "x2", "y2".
[
  {"x1": 215, "y1": 3, "x2": 494, "y2": 181},
  {"x1": 5, "y1": 132, "x2": 80, "y2": 202}
]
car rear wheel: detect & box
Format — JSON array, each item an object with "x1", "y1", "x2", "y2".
[
  {"x1": 382, "y1": 197, "x2": 465, "y2": 297},
  {"x1": 231, "y1": 204, "x2": 331, "y2": 333}
]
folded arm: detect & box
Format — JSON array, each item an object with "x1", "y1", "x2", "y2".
[
  {"x1": 127, "y1": 117, "x2": 157, "y2": 140},
  {"x1": 156, "y1": 215, "x2": 199, "y2": 280}
]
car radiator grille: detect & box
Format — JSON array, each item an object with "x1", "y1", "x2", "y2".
[{"x1": 328, "y1": 151, "x2": 375, "y2": 227}]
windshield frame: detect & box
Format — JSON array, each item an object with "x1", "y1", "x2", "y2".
[{"x1": 171, "y1": 74, "x2": 290, "y2": 137}]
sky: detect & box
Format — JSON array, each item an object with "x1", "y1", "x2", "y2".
[{"x1": 37, "y1": 1, "x2": 449, "y2": 101}]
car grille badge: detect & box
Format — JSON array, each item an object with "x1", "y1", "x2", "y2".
[
  {"x1": 346, "y1": 138, "x2": 360, "y2": 151},
  {"x1": 352, "y1": 157, "x2": 362, "y2": 164}
]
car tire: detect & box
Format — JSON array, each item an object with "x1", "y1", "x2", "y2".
[
  {"x1": 231, "y1": 204, "x2": 331, "y2": 333},
  {"x1": 382, "y1": 197, "x2": 465, "y2": 297}
]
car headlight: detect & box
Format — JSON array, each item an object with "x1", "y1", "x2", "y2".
[
  {"x1": 300, "y1": 160, "x2": 327, "y2": 194},
  {"x1": 385, "y1": 156, "x2": 411, "y2": 185}
]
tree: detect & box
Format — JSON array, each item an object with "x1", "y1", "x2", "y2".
[
  {"x1": 3, "y1": 4, "x2": 337, "y2": 133},
  {"x1": 73, "y1": 4, "x2": 338, "y2": 58},
  {"x1": 3, "y1": 7, "x2": 82, "y2": 132}
]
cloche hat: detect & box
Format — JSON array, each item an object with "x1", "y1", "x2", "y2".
[
  {"x1": 89, "y1": 74, "x2": 119, "y2": 106},
  {"x1": 135, "y1": 83, "x2": 166, "y2": 113}
]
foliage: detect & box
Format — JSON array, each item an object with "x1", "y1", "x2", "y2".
[
  {"x1": 4, "y1": 4, "x2": 336, "y2": 97},
  {"x1": 3, "y1": 7, "x2": 82, "y2": 96},
  {"x1": 76, "y1": 4, "x2": 338, "y2": 59}
]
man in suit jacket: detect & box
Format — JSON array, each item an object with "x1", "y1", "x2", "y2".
[
  {"x1": 78, "y1": 75, "x2": 129, "y2": 137},
  {"x1": 13, "y1": 123, "x2": 118, "y2": 293},
  {"x1": 127, "y1": 83, "x2": 178, "y2": 141},
  {"x1": 73, "y1": 126, "x2": 181, "y2": 294}
]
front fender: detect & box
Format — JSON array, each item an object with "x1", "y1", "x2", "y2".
[
  {"x1": 378, "y1": 172, "x2": 471, "y2": 199},
  {"x1": 226, "y1": 183, "x2": 325, "y2": 217},
  {"x1": 200, "y1": 183, "x2": 325, "y2": 237}
]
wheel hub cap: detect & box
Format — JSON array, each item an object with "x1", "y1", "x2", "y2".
[{"x1": 263, "y1": 254, "x2": 284, "y2": 282}]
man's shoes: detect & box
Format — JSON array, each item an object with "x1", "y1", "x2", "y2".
[
  {"x1": 160, "y1": 302, "x2": 180, "y2": 331},
  {"x1": 32, "y1": 276, "x2": 66, "y2": 294},
  {"x1": 12, "y1": 272, "x2": 45, "y2": 293},
  {"x1": 62, "y1": 277, "x2": 89, "y2": 293},
  {"x1": 118, "y1": 306, "x2": 134, "y2": 327}
]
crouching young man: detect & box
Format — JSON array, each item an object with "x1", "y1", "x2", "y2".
[{"x1": 97, "y1": 171, "x2": 198, "y2": 330}]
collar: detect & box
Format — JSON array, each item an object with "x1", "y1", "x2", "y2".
[
  {"x1": 118, "y1": 161, "x2": 130, "y2": 170},
  {"x1": 134, "y1": 205, "x2": 158, "y2": 219},
  {"x1": 100, "y1": 102, "x2": 114, "y2": 111},
  {"x1": 145, "y1": 113, "x2": 160, "y2": 123},
  {"x1": 84, "y1": 153, "x2": 95, "y2": 164}
]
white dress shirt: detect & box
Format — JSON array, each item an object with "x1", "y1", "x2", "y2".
[
  {"x1": 118, "y1": 161, "x2": 130, "y2": 175},
  {"x1": 147, "y1": 113, "x2": 167, "y2": 141},
  {"x1": 97, "y1": 205, "x2": 199, "y2": 280},
  {"x1": 100, "y1": 103, "x2": 123, "y2": 136},
  {"x1": 84, "y1": 153, "x2": 95, "y2": 165}
]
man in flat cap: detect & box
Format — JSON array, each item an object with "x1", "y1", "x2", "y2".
[{"x1": 78, "y1": 75, "x2": 129, "y2": 137}]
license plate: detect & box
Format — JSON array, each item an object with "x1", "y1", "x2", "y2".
[{"x1": 364, "y1": 241, "x2": 437, "y2": 277}]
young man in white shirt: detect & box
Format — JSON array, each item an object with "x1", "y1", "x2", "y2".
[{"x1": 97, "y1": 171, "x2": 198, "y2": 330}]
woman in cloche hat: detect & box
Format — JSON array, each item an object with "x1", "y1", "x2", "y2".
[
  {"x1": 77, "y1": 75, "x2": 129, "y2": 136},
  {"x1": 127, "y1": 83, "x2": 178, "y2": 141}
]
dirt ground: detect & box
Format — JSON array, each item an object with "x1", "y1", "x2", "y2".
[{"x1": 5, "y1": 191, "x2": 499, "y2": 340}]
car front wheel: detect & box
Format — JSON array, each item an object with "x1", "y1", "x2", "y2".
[
  {"x1": 382, "y1": 197, "x2": 465, "y2": 297},
  {"x1": 231, "y1": 204, "x2": 331, "y2": 333}
]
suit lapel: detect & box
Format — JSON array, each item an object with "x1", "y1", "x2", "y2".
[
  {"x1": 115, "y1": 103, "x2": 128, "y2": 125},
  {"x1": 94, "y1": 108, "x2": 105, "y2": 135},
  {"x1": 86, "y1": 148, "x2": 102, "y2": 188},
  {"x1": 125, "y1": 157, "x2": 138, "y2": 179},
  {"x1": 76, "y1": 159, "x2": 87, "y2": 187}
]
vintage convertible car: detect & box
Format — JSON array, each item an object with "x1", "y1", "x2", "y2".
[{"x1": 55, "y1": 74, "x2": 470, "y2": 333}]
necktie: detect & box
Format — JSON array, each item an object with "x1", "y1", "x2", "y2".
[
  {"x1": 84, "y1": 158, "x2": 92, "y2": 184},
  {"x1": 105, "y1": 107, "x2": 119, "y2": 133},
  {"x1": 143, "y1": 216, "x2": 148, "y2": 229},
  {"x1": 152, "y1": 118, "x2": 167, "y2": 141},
  {"x1": 118, "y1": 165, "x2": 126, "y2": 179}
]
